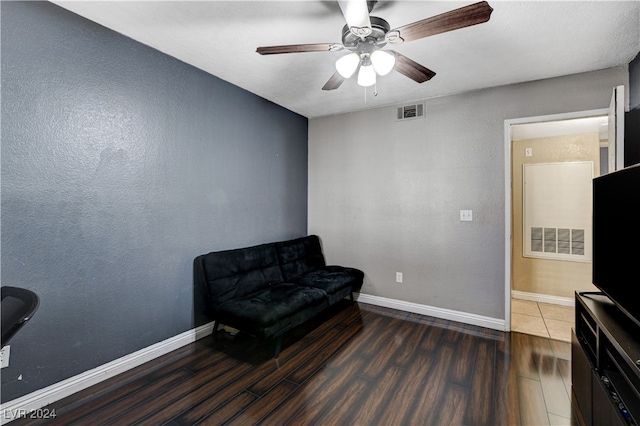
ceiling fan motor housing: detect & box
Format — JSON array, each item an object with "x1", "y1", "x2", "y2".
[{"x1": 341, "y1": 16, "x2": 390, "y2": 52}]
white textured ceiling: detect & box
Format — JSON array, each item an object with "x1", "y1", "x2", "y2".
[{"x1": 52, "y1": 1, "x2": 640, "y2": 118}]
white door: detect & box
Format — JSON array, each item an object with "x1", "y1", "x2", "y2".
[{"x1": 608, "y1": 85, "x2": 625, "y2": 172}]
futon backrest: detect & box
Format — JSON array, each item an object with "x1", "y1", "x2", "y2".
[
  {"x1": 195, "y1": 243, "x2": 284, "y2": 305},
  {"x1": 276, "y1": 235, "x2": 326, "y2": 282}
]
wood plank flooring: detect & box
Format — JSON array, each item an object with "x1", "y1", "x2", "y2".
[{"x1": 11, "y1": 301, "x2": 582, "y2": 425}]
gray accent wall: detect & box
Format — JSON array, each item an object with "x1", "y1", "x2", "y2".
[
  {"x1": 1, "y1": 1, "x2": 308, "y2": 402},
  {"x1": 309, "y1": 66, "x2": 628, "y2": 321}
]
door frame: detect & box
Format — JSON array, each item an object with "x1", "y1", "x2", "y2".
[{"x1": 503, "y1": 108, "x2": 608, "y2": 331}]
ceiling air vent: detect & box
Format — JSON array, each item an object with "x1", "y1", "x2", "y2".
[{"x1": 396, "y1": 102, "x2": 425, "y2": 121}]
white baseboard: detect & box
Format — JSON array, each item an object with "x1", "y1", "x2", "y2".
[
  {"x1": 0, "y1": 321, "x2": 215, "y2": 425},
  {"x1": 511, "y1": 290, "x2": 575, "y2": 307},
  {"x1": 355, "y1": 293, "x2": 506, "y2": 331}
]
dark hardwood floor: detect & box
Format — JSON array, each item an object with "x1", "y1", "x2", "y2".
[{"x1": 12, "y1": 301, "x2": 582, "y2": 425}]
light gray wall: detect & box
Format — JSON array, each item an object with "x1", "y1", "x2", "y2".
[
  {"x1": 309, "y1": 66, "x2": 628, "y2": 321},
  {"x1": 1, "y1": 1, "x2": 308, "y2": 402}
]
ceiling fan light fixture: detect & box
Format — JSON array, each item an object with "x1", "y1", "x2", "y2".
[
  {"x1": 370, "y1": 50, "x2": 395, "y2": 76},
  {"x1": 335, "y1": 52, "x2": 360, "y2": 78},
  {"x1": 357, "y1": 64, "x2": 376, "y2": 87}
]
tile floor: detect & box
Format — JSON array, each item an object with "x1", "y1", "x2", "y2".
[{"x1": 511, "y1": 299, "x2": 574, "y2": 342}]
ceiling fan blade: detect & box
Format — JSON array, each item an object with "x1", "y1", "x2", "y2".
[
  {"x1": 322, "y1": 72, "x2": 345, "y2": 91},
  {"x1": 389, "y1": 51, "x2": 436, "y2": 83},
  {"x1": 338, "y1": 0, "x2": 372, "y2": 37},
  {"x1": 393, "y1": 1, "x2": 493, "y2": 43},
  {"x1": 257, "y1": 43, "x2": 343, "y2": 55}
]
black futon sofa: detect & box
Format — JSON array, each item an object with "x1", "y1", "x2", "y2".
[{"x1": 194, "y1": 235, "x2": 364, "y2": 358}]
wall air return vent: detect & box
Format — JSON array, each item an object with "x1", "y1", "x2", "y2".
[
  {"x1": 529, "y1": 227, "x2": 586, "y2": 258},
  {"x1": 396, "y1": 102, "x2": 425, "y2": 121}
]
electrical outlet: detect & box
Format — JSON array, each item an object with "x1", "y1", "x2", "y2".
[
  {"x1": 396, "y1": 272, "x2": 403, "y2": 283},
  {"x1": 1, "y1": 346, "x2": 10, "y2": 369}
]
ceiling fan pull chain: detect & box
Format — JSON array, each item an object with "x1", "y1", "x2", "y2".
[{"x1": 374, "y1": 82, "x2": 378, "y2": 97}]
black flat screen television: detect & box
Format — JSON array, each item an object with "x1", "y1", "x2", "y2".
[{"x1": 592, "y1": 163, "x2": 640, "y2": 327}]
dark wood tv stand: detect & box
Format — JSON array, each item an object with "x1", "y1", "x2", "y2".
[{"x1": 572, "y1": 291, "x2": 640, "y2": 425}]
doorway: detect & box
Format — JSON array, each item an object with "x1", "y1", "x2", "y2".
[{"x1": 503, "y1": 109, "x2": 610, "y2": 339}]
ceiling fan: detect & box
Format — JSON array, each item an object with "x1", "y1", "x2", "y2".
[
  {"x1": 257, "y1": 0, "x2": 493, "y2": 91},
  {"x1": 256, "y1": 0, "x2": 493, "y2": 90}
]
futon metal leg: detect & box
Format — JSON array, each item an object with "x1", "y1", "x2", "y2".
[
  {"x1": 212, "y1": 320, "x2": 219, "y2": 344},
  {"x1": 273, "y1": 336, "x2": 283, "y2": 359}
]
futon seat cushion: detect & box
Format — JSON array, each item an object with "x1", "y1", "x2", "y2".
[
  {"x1": 295, "y1": 266, "x2": 365, "y2": 295},
  {"x1": 216, "y1": 283, "x2": 328, "y2": 334}
]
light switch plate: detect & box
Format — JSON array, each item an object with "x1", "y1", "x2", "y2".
[{"x1": 460, "y1": 210, "x2": 473, "y2": 222}]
